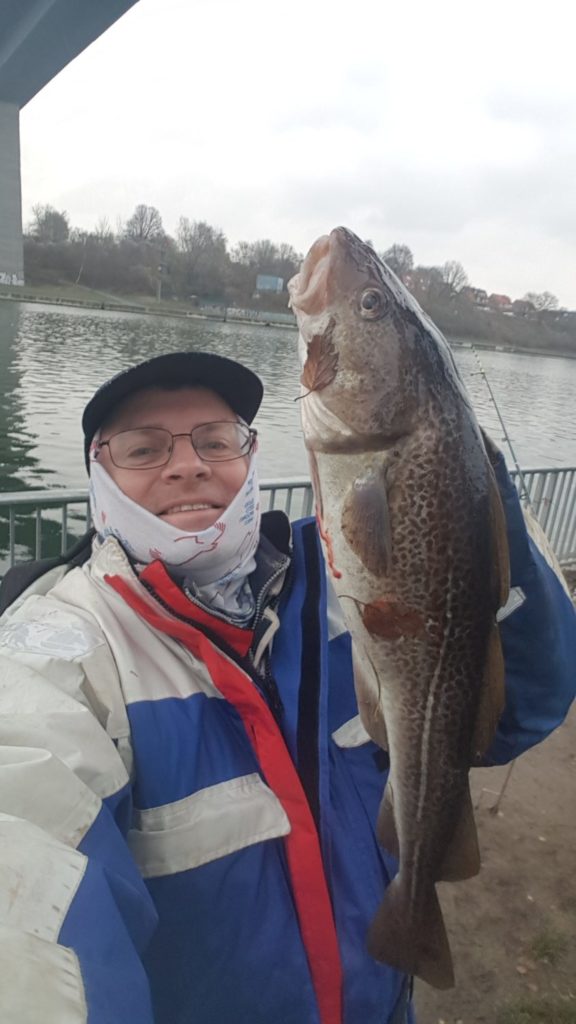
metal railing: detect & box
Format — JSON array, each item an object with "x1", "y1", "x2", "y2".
[
  {"x1": 0, "y1": 478, "x2": 314, "y2": 575},
  {"x1": 0, "y1": 469, "x2": 574, "y2": 575},
  {"x1": 509, "y1": 466, "x2": 576, "y2": 564}
]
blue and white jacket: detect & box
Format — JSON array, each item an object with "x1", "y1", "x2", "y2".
[{"x1": 0, "y1": 457, "x2": 574, "y2": 1024}]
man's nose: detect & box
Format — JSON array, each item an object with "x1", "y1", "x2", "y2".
[{"x1": 161, "y1": 435, "x2": 211, "y2": 477}]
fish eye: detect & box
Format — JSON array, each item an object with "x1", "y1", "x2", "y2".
[{"x1": 359, "y1": 288, "x2": 387, "y2": 319}]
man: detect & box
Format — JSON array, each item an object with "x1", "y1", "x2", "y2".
[{"x1": 0, "y1": 350, "x2": 574, "y2": 1024}]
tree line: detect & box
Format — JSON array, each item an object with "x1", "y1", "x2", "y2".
[
  {"x1": 21, "y1": 203, "x2": 575, "y2": 354},
  {"x1": 378, "y1": 242, "x2": 561, "y2": 315},
  {"x1": 25, "y1": 204, "x2": 563, "y2": 315},
  {"x1": 23, "y1": 203, "x2": 301, "y2": 310}
]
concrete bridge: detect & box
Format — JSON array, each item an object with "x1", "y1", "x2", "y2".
[{"x1": 0, "y1": 0, "x2": 139, "y2": 286}]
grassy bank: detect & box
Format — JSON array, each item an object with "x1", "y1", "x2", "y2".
[
  {"x1": 2, "y1": 282, "x2": 576, "y2": 356},
  {"x1": 0, "y1": 282, "x2": 297, "y2": 327}
]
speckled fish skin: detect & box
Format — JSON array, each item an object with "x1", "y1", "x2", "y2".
[{"x1": 288, "y1": 227, "x2": 510, "y2": 990}]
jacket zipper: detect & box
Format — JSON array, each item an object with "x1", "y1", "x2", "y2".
[{"x1": 138, "y1": 575, "x2": 286, "y2": 723}]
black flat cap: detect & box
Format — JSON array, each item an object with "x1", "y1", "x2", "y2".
[{"x1": 82, "y1": 351, "x2": 263, "y2": 471}]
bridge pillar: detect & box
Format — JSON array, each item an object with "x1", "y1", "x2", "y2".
[{"x1": 0, "y1": 101, "x2": 24, "y2": 287}]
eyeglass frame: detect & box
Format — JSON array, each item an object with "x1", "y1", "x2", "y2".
[{"x1": 93, "y1": 420, "x2": 258, "y2": 469}]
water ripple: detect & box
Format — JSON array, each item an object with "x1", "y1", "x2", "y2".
[{"x1": 1, "y1": 302, "x2": 575, "y2": 492}]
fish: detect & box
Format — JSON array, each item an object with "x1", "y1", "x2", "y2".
[{"x1": 288, "y1": 227, "x2": 510, "y2": 989}]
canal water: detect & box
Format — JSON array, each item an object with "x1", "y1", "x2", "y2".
[{"x1": 1, "y1": 300, "x2": 576, "y2": 495}]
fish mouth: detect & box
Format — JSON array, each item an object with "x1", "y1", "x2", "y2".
[
  {"x1": 289, "y1": 227, "x2": 355, "y2": 317},
  {"x1": 288, "y1": 233, "x2": 331, "y2": 315}
]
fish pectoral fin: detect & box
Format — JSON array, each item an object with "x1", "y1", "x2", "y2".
[
  {"x1": 437, "y1": 783, "x2": 480, "y2": 882},
  {"x1": 341, "y1": 467, "x2": 392, "y2": 576},
  {"x1": 376, "y1": 782, "x2": 399, "y2": 860},
  {"x1": 471, "y1": 622, "x2": 506, "y2": 764},
  {"x1": 367, "y1": 877, "x2": 455, "y2": 990}
]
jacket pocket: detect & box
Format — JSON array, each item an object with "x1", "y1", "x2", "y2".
[
  {"x1": 128, "y1": 773, "x2": 291, "y2": 878},
  {"x1": 331, "y1": 713, "x2": 372, "y2": 748}
]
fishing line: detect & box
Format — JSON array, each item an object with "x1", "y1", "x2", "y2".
[
  {"x1": 471, "y1": 345, "x2": 528, "y2": 815},
  {"x1": 471, "y1": 345, "x2": 533, "y2": 510}
]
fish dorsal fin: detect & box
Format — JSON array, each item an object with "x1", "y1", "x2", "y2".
[
  {"x1": 465, "y1": 458, "x2": 508, "y2": 766},
  {"x1": 437, "y1": 782, "x2": 480, "y2": 882},
  {"x1": 341, "y1": 466, "x2": 392, "y2": 576},
  {"x1": 470, "y1": 622, "x2": 506, "y2": 765},
  {"x1": 488, "y1": 465, "x2": 511, "y2": 610}
]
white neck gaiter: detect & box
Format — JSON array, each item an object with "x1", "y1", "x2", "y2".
[{"x1": 89, "y1": 456, "x2": 261, "y2": 624}]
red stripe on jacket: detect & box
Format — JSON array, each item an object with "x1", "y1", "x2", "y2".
[
  {"x1": 105, "y1": 572, "x2": 343, "y2": 1024},
  {"x1": 140, "y1": 560, "x2": 254, "y2": 657}
]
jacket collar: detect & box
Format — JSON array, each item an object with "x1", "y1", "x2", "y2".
[{"x1": 91, "y1": 511, "x2": 291, "y2": 658}]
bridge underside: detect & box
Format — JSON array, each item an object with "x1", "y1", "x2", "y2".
[
  {"x1": 0, "y1": 0, "x2": 139, "y2": 108},
  {"x1": 0, "y1": 0, "x2": 139, "y2": 284},
  {"x1": 0, "y1": 102, "x2": 23, "y2": 286}
]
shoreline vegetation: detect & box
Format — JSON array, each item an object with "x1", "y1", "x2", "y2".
[
  {"x1": 4, "y1": 203, "x2": 576, "y2": 358},
  {"x1": 2, "y1": 281, "x2": 575, "y2": 360}
]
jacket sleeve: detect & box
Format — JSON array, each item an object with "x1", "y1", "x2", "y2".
[
  {"x1": 485, "y1": 452, "x2": 576, "y2": 765},
  {"x1": 0, "y1": 595, "x2": 158, "y2": 1023}
]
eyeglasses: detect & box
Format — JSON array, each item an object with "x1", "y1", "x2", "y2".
[{"x1": 95, "y1": 421, "x2": 257, "y2": 470}]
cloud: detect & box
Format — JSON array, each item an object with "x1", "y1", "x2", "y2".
[{"x1": 17, "y1": 0, "x2": 576, "y2": 307}]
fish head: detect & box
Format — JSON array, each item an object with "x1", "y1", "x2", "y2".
[{"x1": 288, "y1": 227, "x2": 460, "y2": 451}]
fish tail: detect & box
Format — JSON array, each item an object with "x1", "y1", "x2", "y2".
[{"x1": 366, "y1": 877, "x2": 455, "y2": 990}]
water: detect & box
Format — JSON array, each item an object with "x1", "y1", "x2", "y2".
[{"x1": 1, "y1": 302, "x2": 576, "y2": 500}]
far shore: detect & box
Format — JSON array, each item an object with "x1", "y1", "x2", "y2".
[{"x1": 1, "y1": 284, "x2": 575, "y2": 361}]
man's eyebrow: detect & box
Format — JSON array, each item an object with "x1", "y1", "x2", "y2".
[{"x1": 112, "y1": 421, "x2": 167, "y2": 431}]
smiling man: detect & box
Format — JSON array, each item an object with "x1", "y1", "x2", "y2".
[
  {"x1": 84, "y1": 356, "x2": 263, "y2": 624},
  {"x1": 0, "y1": 350, "x2": 575, "y2": 1024},
  {"x1": 92, "y1": 388, "x2": 253, "y2": 530}
]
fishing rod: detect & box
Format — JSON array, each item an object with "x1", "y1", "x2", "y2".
[
  {"x1": 471, "y1": 344, "x2": 533, "y2": 510},
  {"x1": 470, "y1": 345, "x2": 529, "y2": 816}
]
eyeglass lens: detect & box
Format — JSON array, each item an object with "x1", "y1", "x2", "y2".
[{"x1": 108, "y1": 422, "x2": 252, "y2": 468}]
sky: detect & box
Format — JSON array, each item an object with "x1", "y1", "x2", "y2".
[{"x1": 19, "y1": 0, "x2": 576, "y2": 307}]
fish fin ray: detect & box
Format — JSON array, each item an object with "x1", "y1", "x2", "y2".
[
  {"x1": 341, "y1": 467, "x2": 392, "y2": 576},
  {"x1": 488, "y1": 462, "x2": 511, "y2": 609},
  {"x1": 367, "y1": 878, "x2": 455, "y2": 990},
  {"x1": 352, "y1": 645, "x2": 388, "y2": 749},
  {"x1": 437, "y1": 783, "x2": 480, "y2": 881},
  {"x1": 376, "y1": 782, "x2": 399, "y2": 860},
  {"x1": 471, "y1": 622, "x2": 506, "y2": 764},
  {"x1": 480, "y1": 427, "x2": 501, "y2": 464}
]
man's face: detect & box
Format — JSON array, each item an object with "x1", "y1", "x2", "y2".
[{"x1": 97, "y1": 386, "x2": 250, "y2": 531}]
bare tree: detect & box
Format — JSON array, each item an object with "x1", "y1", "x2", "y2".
[
  {"x1": 124, "y1": 204, "x2": 164, "y2": 242},
  {"x1": 176, "y1": 219, "x2": 228, "y2": 297},
  {"x1": 523, "y1": 290, "x2": 559, "y2": 312},
  {"x1": 94, "y1": 217, "x2": 114, "y2": 243},
  {"x1": 407, "y1": 265, "x2": 444, "y2": 304},
  {"x1": 380, "y1": 243, "x2": 414, "y2": 281},
  {"x1": 30, "y1": 204, "x2": 70, "y2": 243},
  {"x1": 440, "y1": 260, "x2": 468, "y2": 293},
  {"x1": 231, "y1": 239, "x2": 300, "y2": 281}
]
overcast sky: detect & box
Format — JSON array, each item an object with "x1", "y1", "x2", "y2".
[{"x1": 19, "y1": 0, "x2": 576, "y2": 307}]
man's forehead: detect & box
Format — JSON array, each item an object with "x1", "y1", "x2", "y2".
[{"x1": 104, "y1": 385, "x2": 235, "y2": 429}]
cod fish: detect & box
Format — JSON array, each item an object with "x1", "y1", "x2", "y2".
[{"x1": 288, "y1": 228, "x2": 510, "y2": 989}]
